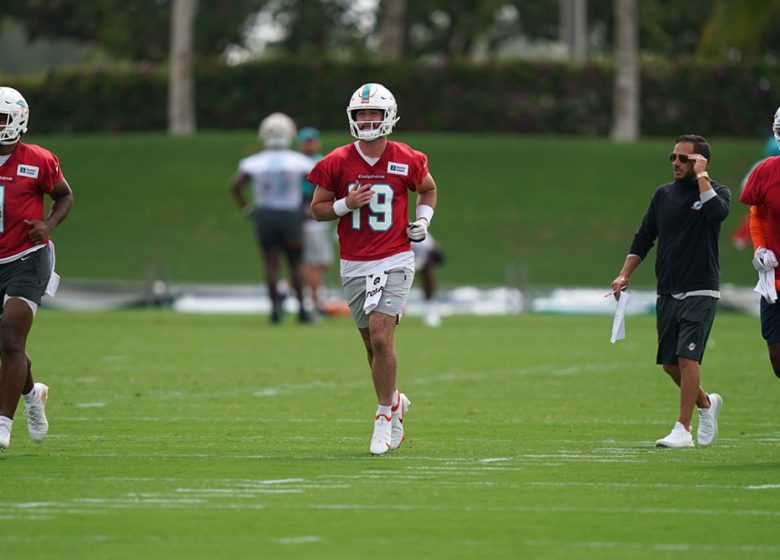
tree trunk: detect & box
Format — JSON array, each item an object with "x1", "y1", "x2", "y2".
[
  {"x1": 168, "y1": 0, "x2": 197, "y2": 135},
  {"x1": 611, "y1": 0, "x2": 639, "y2": 141},
  {"x1": 559, "y1": 0, "x2": 588, "y2": 61},
  {"x1": 379, "y1": 0, "x2": 406, "y2": 61}
]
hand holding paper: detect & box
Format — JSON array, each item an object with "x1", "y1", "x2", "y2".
[{"x1": 610, "y1": 291, "x2": 631, "y2": 343}]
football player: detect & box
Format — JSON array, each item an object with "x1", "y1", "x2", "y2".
[
  {"x1": 309, "y1": 83, "x2": 437, "y2": 455},
  {"x1": 231, "y1": 112, "x2": 315, "y2": 324},
  {"x1": 740, "y1": 106, "x2": 780, "y2": 381},
  {"x1": 0, "y1": 86, "x2": 73, "y2": 452}
]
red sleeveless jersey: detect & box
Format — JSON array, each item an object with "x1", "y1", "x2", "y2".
[{"x1": 307, "y1": 141, "x2": 428, "y2": 261}]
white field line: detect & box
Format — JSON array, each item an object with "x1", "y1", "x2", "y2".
[
  {"x1": 524, "y1": 540, "x2": 780, "y2": 554},
  {"x1": 276, "y1": 536, "x2": 322, "y2": 545},
  {"x1": 299, "y1": 503, "x2": 780, "y2": 517},
  {"x1": 3, "y1": 499, "x2": 779, "y2": 519}
]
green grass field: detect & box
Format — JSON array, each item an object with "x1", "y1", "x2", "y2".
[
  {"x1": 30, "y1": 131, "x2": 763, "y2": 289},
  {"x1": 2, "y1": 310, "x2": 779, "y2": 559}
]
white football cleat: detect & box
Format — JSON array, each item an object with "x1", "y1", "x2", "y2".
[
  {"x1": 390, "y1": 393, "x2": 411, "y2": 450},
  {"x1": 697, "y1": 393, "x2": 723, "y2": 446},
  {"x1": 0, "y1": 418, "x2": 11, "y2": 452},
  {"x1": 370, "y1": 412, "x2": 393, "y2": 456},
  {"x1": 24, "y1": 383, "x2": 49, "y2": 444},
  {"x1": 422, "y1": 308, "x2": 441, "y2": 328},
  {"x1": 655, "y1": 421, "x2": 694, "y2": 448}
]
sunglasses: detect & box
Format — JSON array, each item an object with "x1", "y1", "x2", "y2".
[{"x1": 668, "y1": 153, "x2": 692, "y2": 163}]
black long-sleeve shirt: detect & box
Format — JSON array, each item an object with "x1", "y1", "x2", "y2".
[{"x1": 628, "y1": 178, "x2": 731, "y2": 295}]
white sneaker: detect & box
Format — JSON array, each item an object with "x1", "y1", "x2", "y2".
[
  {"x1": 370, "y1": 412, "x2": 392, "y2": 456},
  {"x1": 423, "y1": 308, "x2": 441, "y2": 328},
  {"x1": 655, "y1": 421, "x2": 694, "y2": 448},
  {"x1": 390, "y1": 393, "x2": 411, "y2": 450},
  {"x1": 24, "y1": 383, "x2": 49, "y2": 444},
  {"x1": 0, "y1": 418, "x2": 10, "y2": 452},
  {"x1": 697, "y1": 393, "x2": 723, "y2": 446}
]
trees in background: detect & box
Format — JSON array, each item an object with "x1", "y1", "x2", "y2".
[
  {"x1": 3, "y1": 0, "x2": 780, "y2": 138},
  {"x1": 5, "y1": 1, "x2": 779, "y2": 67}
]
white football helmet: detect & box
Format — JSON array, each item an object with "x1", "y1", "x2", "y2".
[
  {"x1": 0, "y1": 87, "x2": 29, "y2": 146},
  {"x1": 773, "y1": 106, "x2": 780, "y2": 150},
  {"x1": 346, "y1": 83, "x2": 399, "y2": 141},
  {"x1": 259, "y1": 112, "x2": 296, "y2": 149}
]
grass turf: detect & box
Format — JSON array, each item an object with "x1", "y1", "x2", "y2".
[
  {"x1": 1, "y1": 309, "x2": 778, "y2": 559},
  {"x1": 28, "y1": 131, "x2": 763, "y2": 288}
]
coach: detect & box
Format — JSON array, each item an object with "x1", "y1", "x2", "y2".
[{"x1": 610, "y1": 134, "x2": 730, "y2": 449}]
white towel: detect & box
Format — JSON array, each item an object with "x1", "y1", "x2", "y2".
[
  {"x1": 754, "y1": 269, "x2": 777, "y2": 304},
  {"x1": 363, "y1": 269, "x2": 389, "y2": 314},
  {"x1": 610, "y1": 291, "x2": 631, "y2": 343},
  {"x1": 45, "y1": 240, "x2": 60, "y2": 298}
]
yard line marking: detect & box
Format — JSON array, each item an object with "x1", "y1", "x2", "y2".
[
  {"x1": 277, "y1": 536, "x2": 322, "y2": 545},
  {"x1": 524, "y1": 540, "x2": 780, "y2": 553}
]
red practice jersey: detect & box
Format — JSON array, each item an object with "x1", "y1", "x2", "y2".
[
  {"x1": 741, "y1": 156, "x2": 780, "y2": 284},
  {"x1": 308, "y1": 141, "x2": 428, "y2": 261},
  {"x1": 0, "y1": 142, "x2": 62, "y2": 258}
]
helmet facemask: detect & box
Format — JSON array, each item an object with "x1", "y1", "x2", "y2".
[
  {"x1": 0, "y1": 87, "x2": 29, "y2": 146},
  {"x1": 774, "y1": 106, "x2": 780, "y2": 151}
]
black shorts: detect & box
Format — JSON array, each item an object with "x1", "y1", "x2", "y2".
[
  {"x1": 759, "y1": 297, "x2": 780, "y2": 345},
  {"x1": 252, "y1": 209, "x2": 303, "y2": 251},
  {"x1": 0, "y1": 246, "x2": 52, "y2": 307},
  {"x1": 656, "y1": 295, "x2": 717, "y2": 365}
]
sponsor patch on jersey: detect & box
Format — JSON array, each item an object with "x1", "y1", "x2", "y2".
[
  {"x1": 691, "y1": 200, "x2": 703, "y2": 211},
  {"x1": 17, "y1": 164, "x2": 39, "y2": 179},
  {"x1": 0, "y1": 176, "x2": 12, "y2": 181},
  {"x1": 387, "y1": 162, "x2": 408, "y2": 176}
]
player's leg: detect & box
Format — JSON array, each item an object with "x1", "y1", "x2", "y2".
[
  {"x1": 283, "y1": 213, "x2": 309, "y2": 322},
  {"x1": 342, "y1": 275, "x2": 390, "y2": 454},
  {"x1": 261, "y1": 245, "x2": 283, "y2": 322},
  {"x1": 284, "y1": 246, "x2": 308, "y2": 323},
  {"x1": 304, "y1": 264, "x2": 328, "y2": 314},
  {"x1": 254, "y1": 211, "x2": 283, "y2": 323},
  {"x1": 358, "y1": 326, "x2": 373, "y2": 368},
  {"x1": 370, "y1": 268, "x2": 414, "y2": 452},
  {"x1": 768, "y1": 343, "x2": 780, "y2": 379},
  {"x1": 367, "y1": 311, "x2": 398, "y2": 406},
  {"x1": 0, "y1": 249, "x2": 52, "y2": 450},
  {"x1": 759, "y1": 297, "x2": 780, "y2": 379},
  {"x1": 302, "y1": 221, "x2": 330, "y2": 315},
  {"x1": 0, "y1": 298, "x2": 35, "y2": 450}
]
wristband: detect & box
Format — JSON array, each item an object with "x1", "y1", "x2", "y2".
[
  {"x1": 333, "y1": 197, "x2": 351, "y2": 217},
  {"x1": 696, "y1": 171, "x2": 709, "y2": 180},
  {"x1": 416, "y1": 204, "x2": 434, "y2": 223}
]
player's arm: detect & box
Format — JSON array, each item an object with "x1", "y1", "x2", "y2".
[
  {"x1": 311, "y1": 184, "x2": 372, "y2": 222},
  {"x1": 407, "y1": 173, "x2": 437, "y2": 242},
  {"x1": 749, "y1": 204, "x2": 769, "y2": 251},
  {"x1": 415, "y1": 173, "x2": 437, "y2": 211},
  {"x1": 230, "y1": 172, "x2": 252, "y2": 216},
  {"x1": 26, "y1": 178, "x2": 73, "y2": 244},
  {"x1": 748, "y1": 204, "x2": 779, "y2": 271}
]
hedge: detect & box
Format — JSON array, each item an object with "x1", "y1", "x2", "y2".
[{"x1": 6, "y1": 58, "x2": 780, "y2": 137}]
